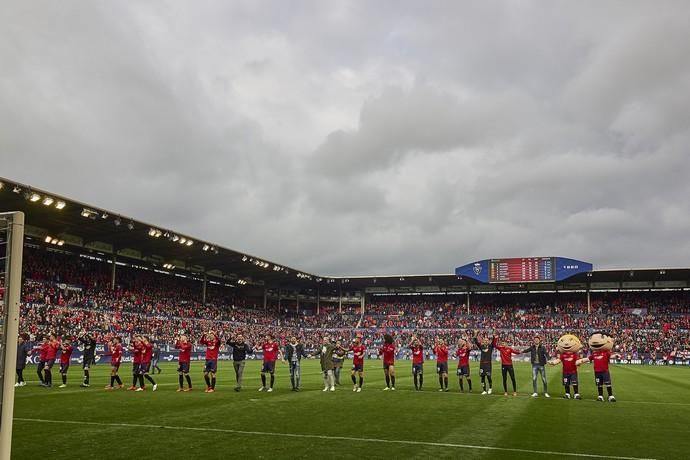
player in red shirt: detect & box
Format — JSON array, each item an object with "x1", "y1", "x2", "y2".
[
  {"x1": 33, "y1": 336, "x2": 48, "y2": 386},
  {"x1": 254, "y1": 334, "x2": 282, "y2": 392},
  {"x1": 128, "y1": 335, "x2": 146, "y2": 391},
  {"x1": 141, "y1": 336, "x2": 158, "y2": 391},
  {"x1": 175, "y1": 334, "x2": 193, "y2": 392},
  {"x1": 104, "y1": 337, "x2": 124, "y2": 390},
  {"x1": 58, "y1": 339, "x2": 73, "y2": 388},
  {"x1": 42, "y1": 334, "x2": 60, "y2": 388},
  {"x1": 578, "y1": 332, "x2": 621, "y2": 402},
  {"x1": 496, "y1": 339, "x2": 522, "y2": 396},
  {"x1": 200, "y1": 331, "x2": 221, "y2": 393},
  {"x1": 379, "y1": 333, "x2": 397, "y2": 390},
  {"x1": 433, "y1": 338, "x2": 450, "y2": 392},
  {"x1": 409, "y1": 336, "x2": 424, "y2": 391},
  {"x1": 349, "y1": 336, "x2": 366, "y2": 392},
  {"x1": 456, "y1": 338, "x2": 472, "y2": 392}
]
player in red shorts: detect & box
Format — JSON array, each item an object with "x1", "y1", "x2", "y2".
[
  {"x1": 57, "y1": 339, "x2": 73, "y2": 388},
  {"x1": 496, "y1": 338, "x2": 522, "y2": 396},
  {"x1": 255, "y1": 334, "x2": 282, "y2": 392},
  {"x1": 104, "y1": 337, "x2": 124, "y2": 390},
  {"x1": 409, "y1": 336, "x2": 424, "y2": 391},
  {"x1": 175, "y1": 334, "x2": 193, "y2": 392},
  {"x1": 379, "y1": 333, "x2": 397, "y2": 391},
  {"x1": 200, "y1": 331, "x2": 221, "y2": 393},
  {"x1": 349, "y1": 336, "x2": 366, "y2": 392},
  {"x1": 433, "y1": 338, "x2": 449, "y2": 392},
  {"x1": 456, "y1": 337, "x2": 472, "y2": 392}
]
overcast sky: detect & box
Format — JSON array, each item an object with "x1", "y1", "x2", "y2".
[{"x1": 2, "y1": 1, "x2": 690, "y2": 276}]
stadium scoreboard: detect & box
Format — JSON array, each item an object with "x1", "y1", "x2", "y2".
[
  {"x1": 489, "y1": 257, "x2": 554, "y2": 282},
  {"x1": 455, "y1": 257, "x2": 592, "y2": 284}
]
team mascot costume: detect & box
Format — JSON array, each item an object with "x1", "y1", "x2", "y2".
[
  {"x1": 577, "y1": 332, "x2": 621, "y2": 402},
  {"x1": 548, "y1": 334, "x2": 584, "y2": 399}
]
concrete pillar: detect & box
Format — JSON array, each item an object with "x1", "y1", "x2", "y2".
[
  {"x1": 202, "y1": 272, "x2": 207, "y2": 306},
  {"x1": 111, "y1": 254, "x2": 117, "y2": 290}
]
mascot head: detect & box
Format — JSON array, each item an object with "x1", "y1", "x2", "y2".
[
  {"x1": 556, "y1": 334, "x2": 583, "y2": 354},
  {"x1": 588, "y1": 331, "x2": 614, "y2": 351}
]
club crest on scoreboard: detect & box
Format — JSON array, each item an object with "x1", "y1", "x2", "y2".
[{"x1": 473, "y1": 263, "x2": 482, "y2": 275}]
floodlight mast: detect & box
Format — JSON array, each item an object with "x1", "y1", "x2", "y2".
[{"x1": 0, "y1": 212, "x2": 25, "y2": 460}]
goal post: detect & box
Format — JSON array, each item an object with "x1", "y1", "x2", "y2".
[{"x1": 0, "y1": 212, "x2": 25, "y2": 460}]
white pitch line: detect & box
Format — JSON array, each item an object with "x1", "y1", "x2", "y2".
[{"x1": 13, "y1": 417, "x2": 656, "y2": 460}]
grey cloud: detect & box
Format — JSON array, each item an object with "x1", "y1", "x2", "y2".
[{"x1": 2, "y1": 1, "x2": 690, "y2": 276}]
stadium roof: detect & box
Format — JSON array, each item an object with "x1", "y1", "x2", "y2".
[
  {"x1": 0, "y1": 176, "x2": 323, "y2": 289},
  {"x1": 3, "y1": 176, "x2": 690, "y2": 294}
]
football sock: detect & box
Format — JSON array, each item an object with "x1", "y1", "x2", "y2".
[
  {"x1": 204, "y1": 375, "x2": 211, "y2": 388},
  {"x1": 606, "y1": 386, "x2": 613, "y2": 396},
  {"x1": 351, "y1": 375, "x2": 357, "y2": 385},
  {"x1": 178, "y1": 375, "x2": 184, "y2": 388},
  {"x1": 439, "y1": 375, "x2": 443, "y2": 389},
  {"x1": 38, "y1": 368, "x2": 44, "y2": 384},
  {"x1": 358, "y1": 376, "x2": 363, "y2": 387},
  {"x1": 459, "y1": 379, "x2": 464, "y2": 391},
  {"x1": 17, "y1": 369, "x2": 24, "y2": 383},
  {"x1": 211, "y1": 377, "x2": 216, "y2": 389},
  {"x1": 270, "y1": 374, "x2": 275, "y2": 388},
  {"x1": 481, "y1": 375, "x2": 486, "y2": 391},
  {"x1": 84, "y1": 370, "x2": 90, "y2": 384},
  {"x1": 45, "y1": 369, "x2": 52, "y2": 385},
  {"x1": 573, "y1": 384, "x2": 578, "y2": 394},
  {"x1": 261, "y1": 374, "x2": 266, "y2": 387},
  {"x1": 385, "y1": 375, "x2": 390, "y2": 388},
  {"x1": 444, "y1": 376, "x2": 448, "y2": 389},
  {"x1": 413, "y1": 373, "x2": 418, "y2": 389},
  {"x1": 565, "y1": 384, "x2": 570, "y2": 394},
  {"x1": 419, "y1": 374, "x2": 423, "y2": 389},
  {"x1": 110, "y1": 376, "x2": 115, "y2": 387},
  {"x1": 597, "y1": 386, "x2": 603, "y2": 396},
  {"x1": 185, "y1": 374, "x2": 192, "y2": 388},
  {"x1": 391, "y1": 376, "x2": 396, "y2": 387},
  {"x1": 138, "y1": 375, "x2": 145, "y2": 388},
  {"x1": 145, "y1": 375, "x2": 156, "y2": 385},
  {"x1": 133, "y1": 375, "x2": 138, "y2": 387},
  {"x1": 487, "y1": 375, "x2": 492, "y2": 389},
  {"x1": 468, "y1": 379, "x2": 472, "y2": 391},
  {"x1": 62, "y1": 374, "x2": 67, "y2": 385}
]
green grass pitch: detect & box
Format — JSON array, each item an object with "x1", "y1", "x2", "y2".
[{"x1": 10, "y1": 361, "x2": 690, "y2": 459}]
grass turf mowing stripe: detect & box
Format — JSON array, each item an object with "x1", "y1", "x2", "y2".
[{"x1": 13, "y1": 417, "x2": 657, "y2": 460}]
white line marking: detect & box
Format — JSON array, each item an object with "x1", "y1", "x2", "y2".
[{"x1": 13, "y1": 418, "x2": 656, "y2": 460}]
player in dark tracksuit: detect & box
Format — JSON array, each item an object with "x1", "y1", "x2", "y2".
[
  {"x1": 79, "y1": 331, "x2": 97, "y2": 387},
  {"x1": 474, "y1": 334, "x2": 498, "y2": 395},
  {"x1": 151, "y1": 343, "x2": 162, "y2": 374}
]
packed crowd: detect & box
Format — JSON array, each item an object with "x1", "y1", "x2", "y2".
[{"x1": 6, "y1": 246, "x2": 690, "y2": 362}]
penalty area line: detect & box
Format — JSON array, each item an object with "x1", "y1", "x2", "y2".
[{"x1": 13, "y1": 417, "x2": 656, "y2": 460}]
